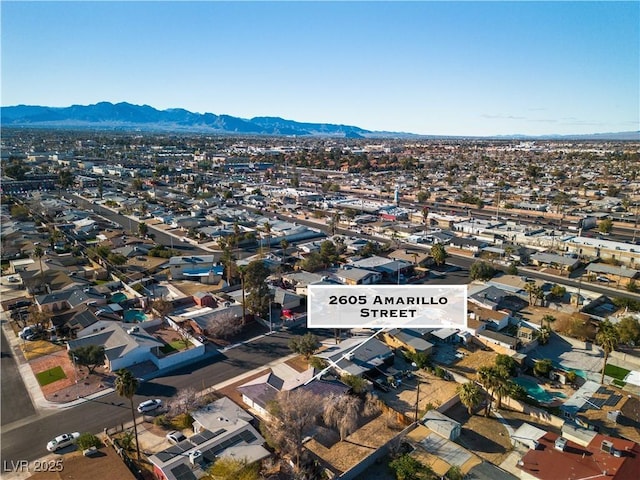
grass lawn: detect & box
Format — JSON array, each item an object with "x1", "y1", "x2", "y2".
[
  {"x1": 36, "y1": 366, "x2": 67, "y2": 386},
  {"x1": 160, "y1": 340, "x2": 187, "y2": 354},
  {"x1": 604, "y1": 364, "x2": 630, "y2": 381}
]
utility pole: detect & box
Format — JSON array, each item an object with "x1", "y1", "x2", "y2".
[{"x1": 415, "y1": 380, "x2": 421, "y2": 423}]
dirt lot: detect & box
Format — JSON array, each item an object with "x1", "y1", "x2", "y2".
[
  {"x1": 446, "y1": 402, "x2": 514, "y2": 466},
  {"x1": 306, "y1": 413, "x2": 405, "y2": 475},
  {"x1": 28, "y1": 446, "x2": 135, "y2": 480},
  {"x1": 447, "y1": 347, "x2": 498, "y2": 380}
]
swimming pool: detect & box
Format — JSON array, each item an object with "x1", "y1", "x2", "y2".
[
  {"x1": 111, "y1": 292, "x2": 127, "y2": 303},
  {"x1": 124, "y1": 310, "x2": 148, "y2": 323},
  {"x1": 513, "y1": 377, "x2": 566, "y2": 404}
]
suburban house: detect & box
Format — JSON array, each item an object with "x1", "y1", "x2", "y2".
[
  {"x1": 332, "y1": 265, "x2": 382, "y2": 285},
  {"x1": 169, "y1": 255, "x2": 223, "y2": 283},
  {"x1": 67, "y1": 322, "x2": 164, "y2": 371},
  {"x1": 530, "y1": 252, "x2": 580, "y2": 273},
  {"x1": 406, "y1": 424, "x2": 516, "y2": 479},
  {"x1": 516, "y1": 430, "x2": 640, "y2": 480},
  {"x1": 270, "y1": 286, "x2": 302, "y2": 310},
  {"x1": 585, "y1": 263, "x2": 639, "y2": 286},
  {"x1": 316, "y1": 336, "x2": 395, "y2": 377},
  {"x1": 149, "y1": 397, "x2": 270, "y2": 480},
  {"x1": 237, "y1": 368, "x2": 349, "y2": 419},
  {"x1": 380, "y1": 328, "x2": 434, "y2": 355},
  {"x1": 35, "y1": 288, "x2": 107, "y2": 312}
]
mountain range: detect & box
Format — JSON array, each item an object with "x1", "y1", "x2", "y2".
[{"x1": 1, "y1": 102, "x2": 638, "y2": 140}]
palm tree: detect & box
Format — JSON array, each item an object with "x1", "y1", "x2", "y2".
[
  {"x1": 457, "y1": 382, "x2": 482, "y2": 415},
  {"x1": 542, "y1": 314, "x2": 556, "y2": 331},
  {"x1": 262, "y1": 221, "x2": 272, "y2": 254},
  {"x1": 32, "y1": 246, "x2": 44, "y2": 279},
  {"x1": 430, "y1": 243, "x2": 446, "y2": 266},
  {"x1": 238, "y1": 265, "x2": 247, "y2": 325},
  {"x1": 596, "y1": 320, "x2": 620, "y2": 384},
  {"x1": 524, "y1": 282, "x2": 536, "y2": 307},
  {"x1": 114, "y1": 369, "x2": 141, "y2": 460},
  {"x1": 280, "y1": 239, "x2": 289, "y2": 263}
]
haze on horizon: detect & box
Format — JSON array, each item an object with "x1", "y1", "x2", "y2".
[{"x1": 1, "y1": 1, "x2": 638, "y2": 137}]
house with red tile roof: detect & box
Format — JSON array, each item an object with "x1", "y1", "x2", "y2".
[{"x1": 517, "y1": 430, "x2": 640, "y2": 480}]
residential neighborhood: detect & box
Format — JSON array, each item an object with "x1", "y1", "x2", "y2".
[{"x1": 2, "y1": 130, "x2": 640, "y2": 480}]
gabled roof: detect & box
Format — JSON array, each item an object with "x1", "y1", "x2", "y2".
[{"x1": 67, "y1": 323, "x2": 163, "y2": 361}]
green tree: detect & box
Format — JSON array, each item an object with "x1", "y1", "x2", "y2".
[
  {"x1": 537, "y1": 326, "x2": 551, "y2": 345},
  {"x1": 495, "y1": 354, "x2": 517, "y2": 376},
  {"x1": 542, "y1": 314, "x2": 556, "y2": 331},
  {"x1": 69, "y1": 345, "x2": 105, "y2": 374},
  {"x1": 340, "y1": 373, "x2": 368, "y2": 394},
  {"x1": 114, "y1": 369, "x2": 140, "y2": 460},
  {"x1": 565, "y1": 370, "x2": 578, "y2": 386},
  {"x1": 389, "y1": 453, "x2": 433, "y2": 480},
  {"x1": 288, "y1": 333, "x2": 320, "y2": 360},
  {"x1": 76, "y1": 432, "x2": 102, "y2": 450},
  {"x1": 533, "y1": 359, "x2": 553, "y2": 378},
  {"x1": 596, "y1": 319, "x2": 620, "y2": 384},
  {"x1": 10, "y1": 204, "x2": 30, "y2": 221},
  {"x1": 280, "y1": 238, "x2": 290, "y2": 261},
  {"x1": 430, "y1": 244, "x2": 447, "y2": 267},
  {"x1": 244, "y1": 260, "x2": 271, "y2": 318},
  {"x1": 550, "y1": 284, "x2": 567, "y2": 300},
  {"x1": 598, "y1": 218, "x2": 613, "y2": 235},
  {"x1": 616, "y1": 316, "x2": 640, "y2": 346},
  {"x1": 58, "y1": 169, "x2": 74, "y2": 189},
  {"x1": 457, "y1": 382, "x2": 482, "y2": 415},
  {"x1": 469, "y1": 261, "x2": 496, "y2": 281},
  {"x1": 446, "y1": 465, "x2": 464, "y2": 480},
  {"x1": 32, "y1": 246, "x2": 44, "y2": 279},
  {"x1": 416, "y1": 191, "x2": 430, "y2": 203},
  {"x1": 404, "y1": 350, "x2": 431, "y2": 369},
  {"x1": 138, "y1": 222, "x2": 148, "y2": 237}
]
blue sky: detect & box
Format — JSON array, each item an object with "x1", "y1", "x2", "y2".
[{"x1": 2, "y1": 1, "x2": 638, "y2": 136}]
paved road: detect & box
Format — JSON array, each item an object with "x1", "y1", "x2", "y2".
[
  {"x1": 0, "y1": 328, "x2": 307, "y2": 464},
  {"x1": 64, "y1": 194, "x2": 207, "y2": 254},
  {"x1": 1, "y1": 329, "x2": 36, "y2": 426}
]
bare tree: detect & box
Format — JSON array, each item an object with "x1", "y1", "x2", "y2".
[
  {"x1": 204, "y1": 310, "x2": 243, "y2": 339},
  {"x1": 169, "y1": 387, "x2": 201, "y2": 416},
  {"x1": 263, "y1": 389, "x2": 323, "y2": 470},
  {"x1": 323, "y1": 394, "x2": 361, "y2": 441}
]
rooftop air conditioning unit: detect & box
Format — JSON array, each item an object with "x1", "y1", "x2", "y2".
[
  {"x1": 555, "y1": 437, "x2": 568, "y2": 451},
  {"x1": 189, "y1": 450, "x2": 202, "y2": 465}
]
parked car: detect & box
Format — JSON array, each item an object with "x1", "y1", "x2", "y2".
[
  {"x1": 47, "y1": 432, "x2": 80, "y2": 452},
  {"x1": 166, "y1": 430, "x2": 186, "y2": 445},
  {"x1": 137, "y1": 399, "x2": 162, "y2": 413},
  {"x1": 7, "y1": 275, "x2": 20, "y2": 283},
  {"x1": 596, "y1": 276, "x2": 611, "y2": 283},
  {"x1": 18, "y1": 326, "x2": 38, "y2": 341}
]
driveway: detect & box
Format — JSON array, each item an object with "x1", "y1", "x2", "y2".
[{"x1": 528, "y1": 333, "x2": 604, "y2": 382}]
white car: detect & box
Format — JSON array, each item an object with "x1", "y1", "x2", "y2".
[
  {"x1": 137, "y1": 399, "x2": 162, "y2": 413},
  {"x1": 166, "y1": 430, "x2": 187, "y2": 445},
  {"x1": 47, "y1": 432, "x2": 80, "y2": 452}
]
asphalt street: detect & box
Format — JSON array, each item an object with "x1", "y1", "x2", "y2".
[
  {"x1": 1, "y1": 329, "x2": 36, "y2": 426},
  {"x1": 0, "y1": 328, "x2": 306, "y2": 464}
]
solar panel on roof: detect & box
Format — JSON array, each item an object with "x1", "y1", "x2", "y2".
[
  {"x1": 239, "y1": 430, "x2": 257, "y2": 443},
  {"x1": 155, "y1": 451, "x2": 176, "y2": 462},
  {"x1": 605, "y1": 394, "x2": 622, "y2": 407},
  {"x1": 171, "y1": 463, "x2": 197, "y2": 480}
]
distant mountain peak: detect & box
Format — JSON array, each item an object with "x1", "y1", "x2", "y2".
[{"x1": 0, "y1": 102, "x2": 397, "y2": 138}]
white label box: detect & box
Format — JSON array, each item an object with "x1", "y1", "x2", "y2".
[{"x1": 307, "y1": 284, "x2": 467, "y2": 329}]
